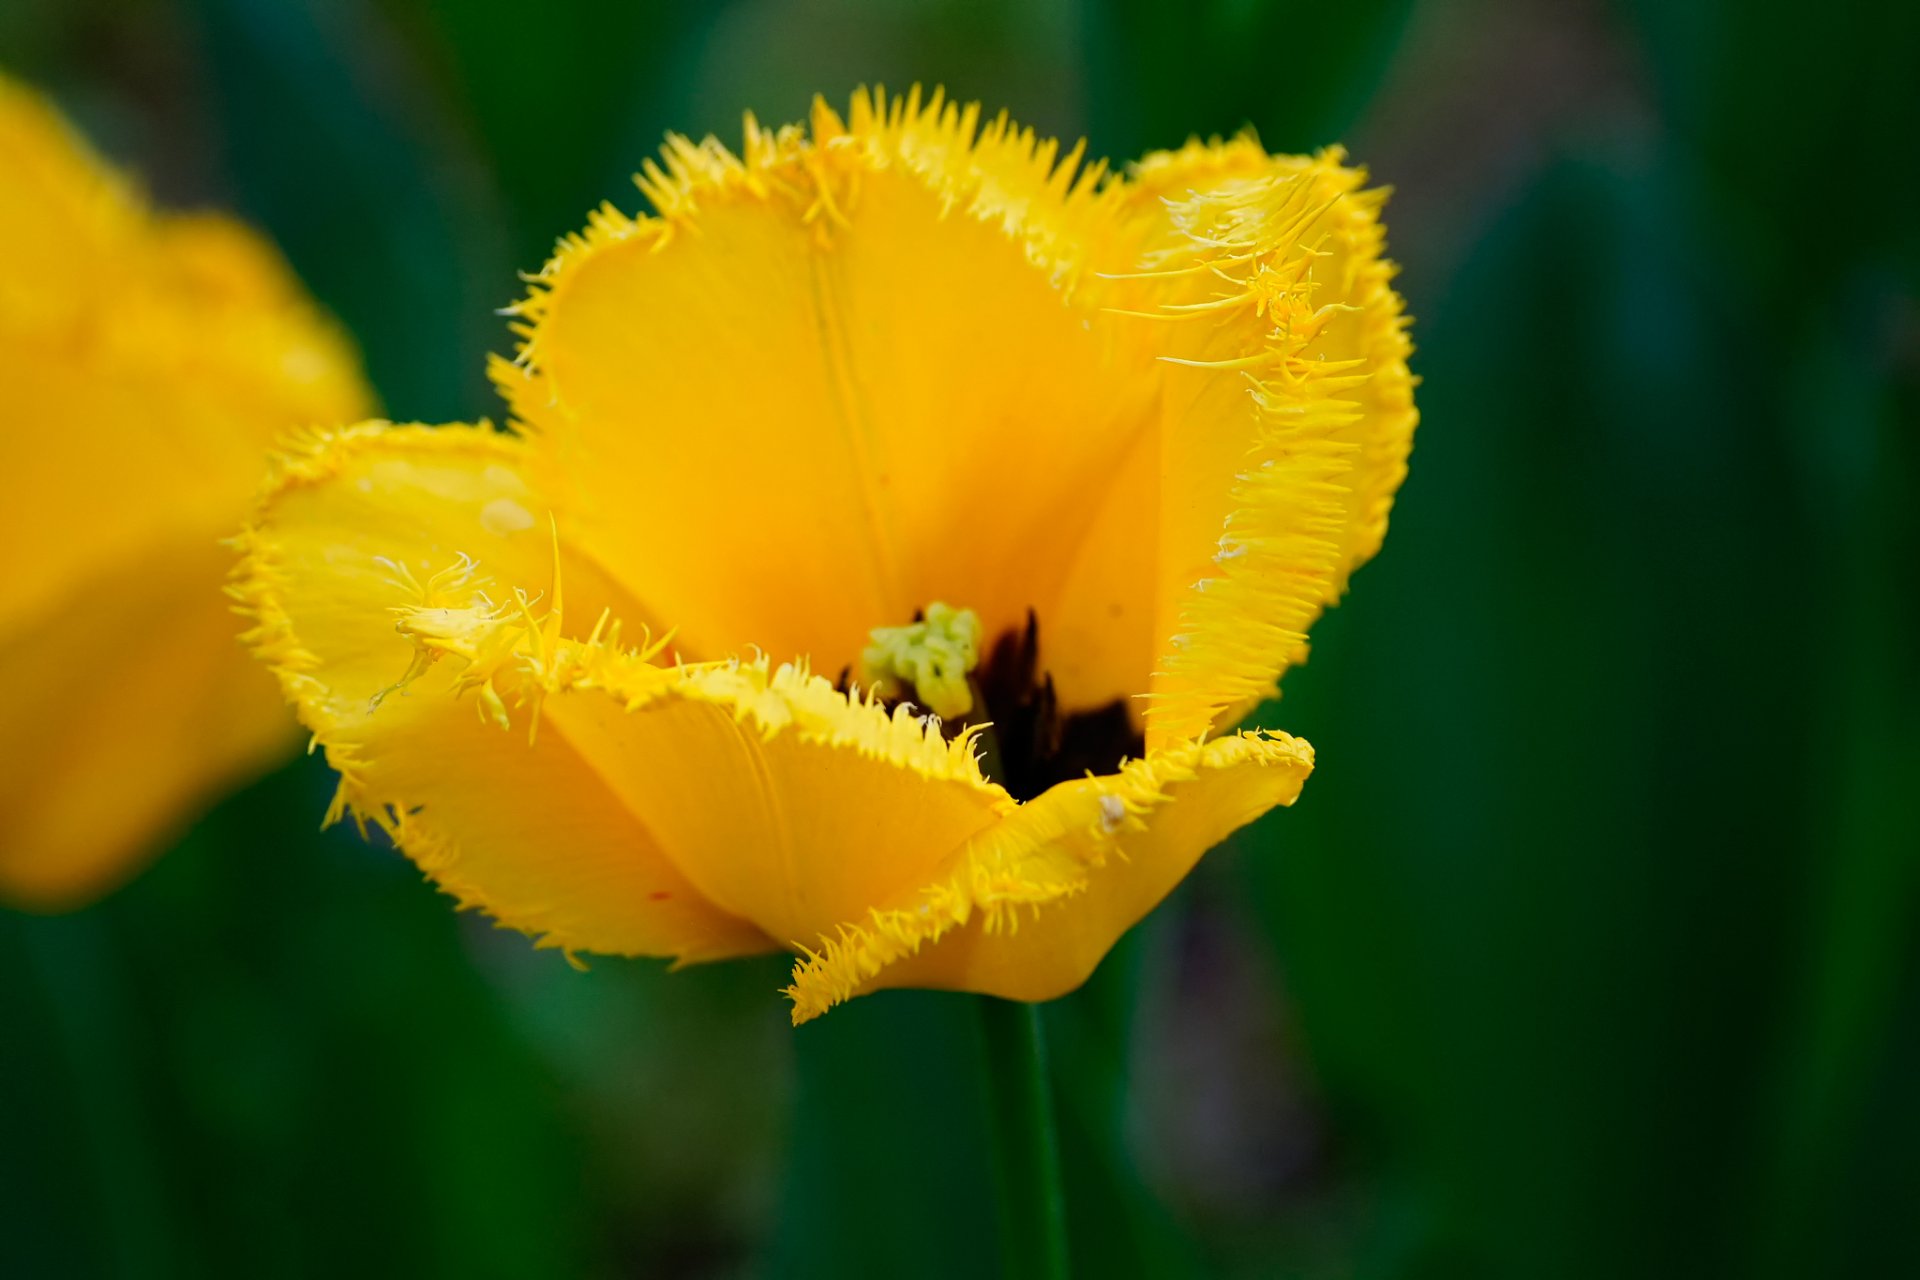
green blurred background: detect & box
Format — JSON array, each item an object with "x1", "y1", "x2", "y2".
[{"x1": 3, "y1": 0, "x2": 1915, "y2": 1275}]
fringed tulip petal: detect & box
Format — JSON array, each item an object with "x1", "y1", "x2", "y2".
[
  {"x1": 237, "y1": 424, "x2": 775, "y2": 961},
  {"x1": 1110, "y1": 142, "x2": 1418, "y2": 746},
  {"x1": 783, "y1": 730, "x2": 1314, "y2": 1021},
  {"x1": 537, "y1": 659, "x2": 1016, "y2": 948}
]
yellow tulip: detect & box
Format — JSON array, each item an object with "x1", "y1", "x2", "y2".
[
  {"x1": 234, "y1": 88, "x2": 1415, "y2": 1021},
  {"x1": 0, "y1": 75, "x2": 372, "y2": 908}
]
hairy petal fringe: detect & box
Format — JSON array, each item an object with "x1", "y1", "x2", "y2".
[{"x1": 783, "y1": 729, "x2": 1312, "y2": 1022}]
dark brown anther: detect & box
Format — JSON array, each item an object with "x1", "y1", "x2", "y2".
[{"x1": 968, "y1": 609, "x2": 1142, "y2": 802}]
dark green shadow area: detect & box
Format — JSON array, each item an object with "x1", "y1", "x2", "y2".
[
  {"x1": 0, "y1": 756, "x2": 587, "y2": 1278},
  {"x1": 774, "y1": 988, "x2": 1000, "y2": 1278}
]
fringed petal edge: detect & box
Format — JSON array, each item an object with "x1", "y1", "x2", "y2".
[
  {"x1": 496, "y1": 83, "x2": 1134, "y2": 405},
  {"x1": 1136, "y1": 144, "x2": 1416, "y2": 744},
  {"x1": 782, "y1": 728, "x2": 1313, "y2": 1023}
]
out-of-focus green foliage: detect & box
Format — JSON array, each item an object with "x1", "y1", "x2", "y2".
[{"x1": 1, "y1": 0, "x2": 1913, "y2": 1275}]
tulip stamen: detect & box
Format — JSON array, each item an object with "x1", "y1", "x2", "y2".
[{"x1": 969, "y1": 611, "x2": 1143, "y2": 803}]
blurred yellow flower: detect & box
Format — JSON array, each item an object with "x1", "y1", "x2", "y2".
[
  {"x1": 0, "y1": 75, "x2": 372, "y2": 908},
  {"x1": 234, "y1": 88, "x2": 1415, "y2": 1020}
]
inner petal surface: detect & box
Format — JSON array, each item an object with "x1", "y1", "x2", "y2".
[{"x1": 507, "y1": 122, "x2": 1155, "y2": 689}]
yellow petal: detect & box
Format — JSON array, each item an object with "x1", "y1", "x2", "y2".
[
  {"x1": 496, "y1": 87, "x2": 1158, "y2": 694},
  {"x1": 537, "y1": 657, "x2": 1018, "y2": 948},
  {"x1": 0, "y1": 538, "x2": 290, "y2": 909},
  {"x1": 0, "y1": 73, "x2": 133, "y2": 318},
  {"x1": 783, "y1": 730, "x2": 1313, "y2": 1022},
  {"x1": 236, "y1": 422, "x2": 780, "y2": 961},
  {"x1": 0, "y1": 73, "x2": 373, "y2": 906},
  {"x1": 1096, "y1": 139, "x2": 1417, "y2": 746},
  {"x1": 0, "y1": 78, "x2": 368, "y2": 638}
]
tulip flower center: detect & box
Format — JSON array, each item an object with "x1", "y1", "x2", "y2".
[{"x1": 857, "y1": 602, "x2": 1143, "y2": 803}]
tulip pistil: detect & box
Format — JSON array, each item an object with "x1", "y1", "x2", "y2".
[{"x1": 857, "y1": 602, "x2": 983, "y2": 720}]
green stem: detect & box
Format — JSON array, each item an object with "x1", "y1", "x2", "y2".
[{"x1": 978, "y1": 996, "x2": 1070, "y2": 1279}]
